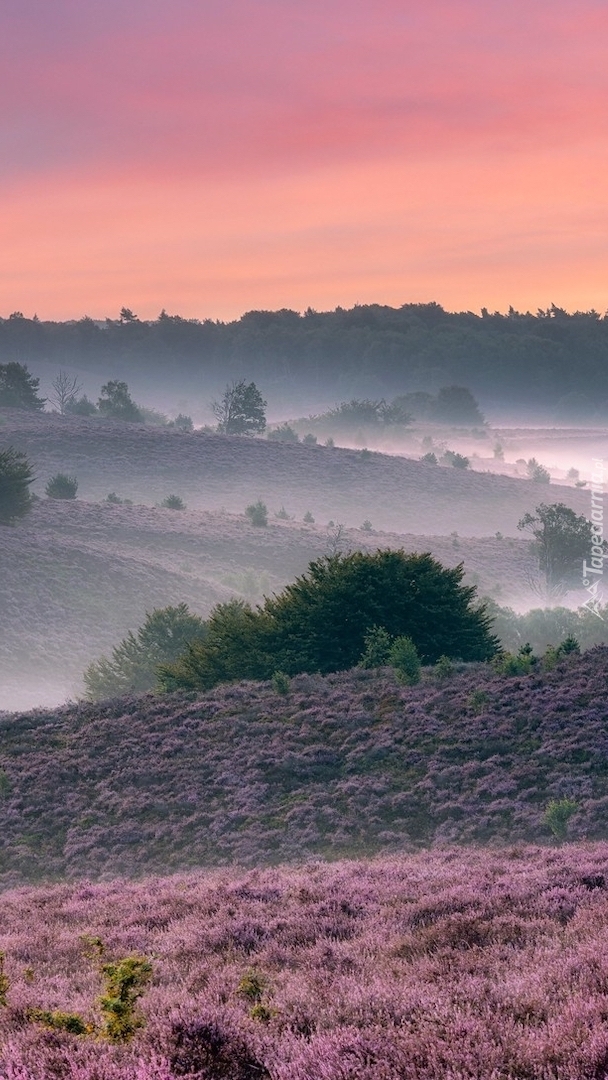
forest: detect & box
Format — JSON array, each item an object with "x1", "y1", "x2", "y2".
[{"x1": 2, "y1": 303, "x2": 608, "y2": 410}]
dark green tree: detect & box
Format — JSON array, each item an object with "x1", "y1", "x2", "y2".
[
  {"x1": 97, "y1": 381, "x2": 142, "y2": 422},
  {"x1": 0, "y1": 363, "x2": 46, "y2": 410},
  {"x1": 158, "y1": 599, "x2": 272, "y2": 692},
  {"x1": 518, "y1": 502, "x2": 597, "y2": 594},
  {"x1": 212, "y1": 381, "x2": 267, "y2": 435},
  {"x1": 84, "y1": 604, "x2": 207, "y2": 700},
  {"x1": 264, "y1": 550, "x2": 498, "y2": 673},
  {"x1": 0, "y1": 447, "x2": 35, "y2": 525}
]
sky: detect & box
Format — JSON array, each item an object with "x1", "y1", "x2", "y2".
[{"x1": 1, "y1": 0, "x2": 607, "y2": 321}]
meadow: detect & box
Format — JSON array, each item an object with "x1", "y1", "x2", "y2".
[{"x1": 1, "y1": 844, "x2": 608, "y2": 1077}]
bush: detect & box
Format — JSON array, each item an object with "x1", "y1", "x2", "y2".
[
  {"x1": 302, "y1": 433, "x2": 317, "y2": 445},
  {"x1": 271, "y1": 670, "x2": 291, "y2": 695},
  {"x1": 45, "y1": 473, "x2": 78, "y2": 499},
  {"x1": 443, "y1": 450, "x2": 470, "y2": 469},
  {"x1": 65, "y1": 394, "x2": 98, "y2": 416},
  {"x1": 359, "y1": 625, "x2": 392, "y2": 668},
  {"x1": 527, "y1": 458, "x2": 551, "y2": 483},
  {"x1": 544, "y1": 798, "x2": 578, "y2": 841},
  {"x1": 275, "y1": 505, "x2": 291, "y2": 520},
  {"x1": 245, "y1": 500, "x2": 268, "y2": 526},
  {"x1": 99, "y1": 956, "x2": 152, "y2": 1042},
  {"x1": 98, "y1": 381, "x2": 142, "y2": 422},
  {"x1": 28, "y1": 1009, "x2": 88, "y2": 1035},
  {"x1": 161, "y1": 494, "x2": 186, "y2": 510},
  {"x1": 421, "y1": 452, "x2": 437, "y2": 464},
  {"x1": 389, "y1": 636, "x2": 421, "y2": 684},
  {"x1": 0, "y1": 447, "x2": 34, "y2": 525},
  {"x1": 361, "y1": 520, "x2": 373, "y2": 532},
  {"x1": 434, "y1": 654, "x2": 455, "y2": 679},
  {"x1": 267, "y1": 423, "x2": 299, "y2": 443},
  {"x1": 106, "y1": 491, "x2": 122, "y2": 504},
  {"x1": 493, "y1": 643, "x2": 537, "y2": 676},
  {"x1": 172, "y1": 413, "x2": 194, "y2": 432},
  {"x1": 303, "y1": 510, "x2": 315, "y2": 523}
]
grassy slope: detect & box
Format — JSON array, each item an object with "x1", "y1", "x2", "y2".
[
  {"x1": 0, "y1": 649, "x2": 606, "y2": 886},
  {"x1": 1, "y1": 408, "x2": 590, "y2": 534},
  {"x1": 2, "y1": 845, "x2": 608, "y2": 1077}
]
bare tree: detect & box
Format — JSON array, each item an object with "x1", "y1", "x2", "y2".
[{"x1": 50, "y1": 370, "x2": 82, "y2": 415}]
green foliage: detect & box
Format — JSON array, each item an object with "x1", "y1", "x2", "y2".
[
  {"x1": 434, "y1": 654, "x2": 455, "y2": 679},
  {"x1": 99, "y1": 956, "x2": 152, "y2": 1042},
  {"x1": 0, "y1": 362, "x2": 45, "y2": 410},
  {"x1": 271, "y1": 670, "x2": 291, "y2": 695},
  {"x1": 302, "y1": 433, "x2": 317, "y2": 445},
  {"x1": 358, "y1": 625, "x2": 392, "y2": 668},
  {"x1": 45, "y1": 473, "x2": 78, "y2": 499},
  {"x1": 0, "y1": 447, "x2": 34, "y2": 525},
  {"x1": 468, "y1": 689, "x2": 489, "y2": 713},
  {"x1": 267, "y1": 423, "x2": 299, "y2": 443},
  {"x1": 275, "y1": 505, "x2": 291, "y2": 519},
  {"x1": 421, "y1": 452, "x2": 437, "y2": 464},
  {"x1": 360, "y1": 520, "x2": 373, "y2": 532},
  {"x1": 106, "y1": 491, "x2": 122, "y2": 504},
  {"x1": 97, "y1": 380, "x2": 142, "y2": 422},
  {"x1": 28, "y1": 1009, "x2": 88, "y2": 1035},
  {"x1": 161, "y1": 494, "x2": 186, "y2": 510},
  {"x1": 560, "y1": 634, "x2": 581, "y2": 654},
  {"x1": 526, "y1": 458, "x2": 551, "y2": 483},
  {"x1": 236, "y1": 969, "x2": 267, "y2": 1003},
  {"x1": 303, "y1": 510, "x2": 315, "y2": 523},
  {"x1": 389, "y1": 636, "x2": 421, "y2": 684},
  {"x1": 158, "y1": 599, "x2": 273, "y2": 692},
  {"x1": 212, "y1": 380, "x2": 266, "y2": 435},
  {"x1": 245, "y1": 500, "x2": 268, "y2": 526},
  {"x1": 493, "y1": 643, "x2": 537, "y2": 676},
  {"x1": 518, "y1": 502, "x2": 597, "y2": 594},
  {"x1": 84, "y1": 604, "x2": 206, "y2": 700},
  {"x1": 544, "y1": 798, "x2": 578, "y2": 841},
  {"x1": 161, "y1": 551, "x2": 498, "y2": 692}
]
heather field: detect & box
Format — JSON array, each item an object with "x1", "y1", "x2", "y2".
[
  {"x1": 2, "y1": 845, "x2": 608, "y2": 1077},
  {"x1": 0, "y1": 649, "x2": 607, "y2": 885},
  {"x1": 0, "y1": 497, "x2": 536, "y2": 711}
]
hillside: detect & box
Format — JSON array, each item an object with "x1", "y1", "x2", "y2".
[
  {"x1": 2, "y1": 845, "x2": 608, "y2": 1077},
  {"x1": 1, "y1": 409, "x2": 590, "y2": 534},
  {"x1": 1, "y1": 650, "x2": 607, "y2": 886},
  {"x1": 0, "y1": 494, "x2": 538, "y2": 710}
]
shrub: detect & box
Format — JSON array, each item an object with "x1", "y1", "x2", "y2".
[
  {"x1": 161, "y1": 494, "x2": 186, "y2": 510},
  {"x1": 527, "y1": 458, "x2": 551, "y2": 483},
  {"x1": 360, "y1": 520, "x2": 373, "y2": 532},
  {"x1": 359, "y1": 625, "x2": 392, "y2": 668},
  {"x1": 493, "y1": 643, "x2": 537, "y2": 676},
  {"x1": 28, "y1": 1009, "x2": 88, "y2": 1035},
  {"x1": 271, "y1": 670, "x2": 291, "y2": 695},
  {"x1": 434, "y1": 654, "x2": 455, "y2": 679},
  {"x1": 0, "y1": 447, "x2": 34, "y2": 525},
  {"x1": 468, "y1": 688, "x2": 489, "y2": 713},
  {"x1": 45, "y1": 473, "x2": 78, "y2": 499},
  {"x1": 325, "y1": 437, "x2": 335, "y2": 447},
  {"x1": 443, "y1": 450, "x2": 470, "y2": 469},
  {"x1": 99, "y1": 955, "x2": 152, "y2": 1042},
  {"x1": 245, "y1": 500, "x2": 268, "y2": 526},
  {"x1": 389, "y1": 636, "x2": 421, "y2": 684},
  {"x1": 172, "y1": 413, "x2": 194, "y2": 432},
  {"x1": 302, "y1": 433, "x2": 317, "y2": 445},
  {"x1": 267, "y1": 423, "x2": 299, "y2": 443},
  {"x1": 421, "y1": 452, "x2": 437, "y2": 464},
  {"x1": 236, "y1": 969, "x2": 267, "y2": 1003},
  {"x1": 544, "y1": 798, "x2": 578, "y2": 841},
  {"x1": 275, "y1": 505, "x2": 290, "y2": 520},
  {"x1": 106, "y1": 491, "x2": 123, "y2": 504},
  {"x1": 98, "y1": 380, "x2": 142, "y2": 422},
  {"x1": 65, "y1": 394, "x2": 98, "y2": 416},
  {"x1": 303, "y1": 510, "x2": 315, "y2": 523}
]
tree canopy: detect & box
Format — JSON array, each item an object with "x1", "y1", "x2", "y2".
[
  {"x1": 518, "y1": 502, "x2": 598, "y2": 595},
  {"x1": 159, "y1": 550, "x2": 498, "y2": 692},
  {"x1": 212, "y1": 381, "x2": 267, "y2": 435}
]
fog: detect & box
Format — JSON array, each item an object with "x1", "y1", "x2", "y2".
[{"x1": 2, "y1": 371, "x2": 607, "y2": 713}]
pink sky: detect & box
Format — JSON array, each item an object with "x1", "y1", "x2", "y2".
[{"x1": 1, "y1": 0, "x2": 607, "y2": 320}]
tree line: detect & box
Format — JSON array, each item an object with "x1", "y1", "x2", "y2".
[{"x1": 2, "y1": 303, "x2": 608, "y2": 409}]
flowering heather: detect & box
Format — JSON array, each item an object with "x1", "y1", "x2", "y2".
[
  {"x1": 1, "y1": 650, "x2": 608, "y2": 884},
  {"x1": 0, "y1": 846, "x2": 608, "y2": 1076}
]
